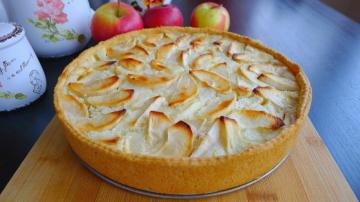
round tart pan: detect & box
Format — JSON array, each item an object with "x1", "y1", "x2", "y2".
[
  {"x1": 55, "y1": 27, "x2": 312, "y2": 195},
  {"x1": 77, "y1": 153, "x2": 289, "y2": 199}
]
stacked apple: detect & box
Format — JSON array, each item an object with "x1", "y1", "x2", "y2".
[{"x1": 91, "y1": 2, "x2": 230, "y2": 42}]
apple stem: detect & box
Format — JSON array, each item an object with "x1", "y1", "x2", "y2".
[
  {"x1": 211, "y1": 4, "x2": 222, "y2": 9},
  {"x1": 117, "y1": 0, "x2": 121, "y2": 17}
]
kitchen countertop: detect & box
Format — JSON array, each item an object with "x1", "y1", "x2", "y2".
[{"x1": 1, "y1": 0, "x2": 359, "y2": 199}]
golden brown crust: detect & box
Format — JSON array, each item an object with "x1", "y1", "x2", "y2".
[{"x1": 54, "y1": 27, "x2": 312, "y2": 194}]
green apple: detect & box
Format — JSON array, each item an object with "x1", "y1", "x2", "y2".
[{"x1": 191, "y1": 2, "x2": 230, "y2": 31}]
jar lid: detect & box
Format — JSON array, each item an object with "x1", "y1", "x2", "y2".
[{"x1": 0, "y1": 23, "x2": 25, "y2": 49}]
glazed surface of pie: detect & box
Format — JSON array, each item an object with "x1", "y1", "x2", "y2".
[{"x1": 56, "y1": 28, "x2": 302, "y2": 158}]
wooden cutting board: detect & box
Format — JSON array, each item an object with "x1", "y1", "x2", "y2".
[{"x1": 0, "y1": 117, "x2": 357, "y2": 202}]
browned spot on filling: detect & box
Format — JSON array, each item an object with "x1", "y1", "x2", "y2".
[{"x1": 101, "y1": 136, "x2": 121, "y2": 145}]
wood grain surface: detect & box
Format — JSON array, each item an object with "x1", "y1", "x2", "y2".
[
  {"x1": 1, "y1": 0, "x2": 360, "y2": 198},
  {"x1": 0, "y1": 117, "x2": 356, "y2": 202}
]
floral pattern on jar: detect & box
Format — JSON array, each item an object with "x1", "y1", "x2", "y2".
[{"x1": 28, "y1": 0, "x2": 86, "y2": 43}]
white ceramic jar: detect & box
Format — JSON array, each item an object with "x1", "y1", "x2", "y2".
[
  {"x1": 0, "y1": 23, "x2": 46, "y2": 111},
  {"x1": 1, "y1": 0, "x2": 94, "y2": 57}
]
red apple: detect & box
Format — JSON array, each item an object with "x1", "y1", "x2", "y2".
[
  {"x1": 143, "y1": 4, "x2": 184, "y2": 28},
  {"x1": 91, "y1": 2, "x2": 144, "y2": 42},
  {"x1": 191, "y1": 2, "x2": 230, "y2": 31}
]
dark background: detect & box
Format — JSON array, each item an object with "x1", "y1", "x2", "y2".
[{"x1": 1, "y1": 0, "x2": 359, "y2": 199}]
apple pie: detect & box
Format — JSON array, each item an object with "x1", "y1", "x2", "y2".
[{"x1": 54, "y1": 27, "x2": 311, "y2": 194}]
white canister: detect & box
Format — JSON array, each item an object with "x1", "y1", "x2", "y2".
[
  {"x1": 1, "y1": 0, "x2": 94, "y2": 58},
  {"x1": 0, "y1": 23, "x2": 46, "y2": 111}
]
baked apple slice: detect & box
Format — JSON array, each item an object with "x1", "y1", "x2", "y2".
[
  {"x1": 81, "y1": 109, "x2": 126, "y2": 132},
  {"x1": 61, "y1": 94, "x2": 88, "y2": 118},
  {"x1": 156, "y1": 121, "x2": 193, "y2": 157},
  {"x1": 87, "y1": 89, "x2": 134, "y2": 107},
  {"x1": 106, "y1": 48, "x2": 133, "y2": 60},
  {"x1": 169, "y1": 74, "x2": 199, "y2": 107},
  {"x1": 156, "y1": 42, "x2": 176, "y2": 61},
  {"x1": 205, "y1": 96, "x2": 236, "y2": 119},
  {"x1": 76, "y1": 67, "x2": 94, "y2": 82},
  {"x1": 178, "y1": 48, "x2": 190, "y2": 66},
  {"x1": 98, "y1": 135, "x2": 121, "y2": 146},
  {"x1": 210, "y1": 62, "x2": 227, "y2": 71},
  {"x1": 192, "y1": 116, "x2": 247, "y2": 156},
  {"x1": 232, "y1": 85, "x2": 251, "y2": 97},
  {"x1": 119, "y1": 58, "x2": 144, "y2": 71},
  {"x1": 253, "y1": 86, "x2": 296, "y2": 108},
  {"x1": 132, "y1": 96, "x2": 166, "y2": 127},
  {"x1": 232, "y1": 53, "x2": 253, "y2": 64},
  {"x1": 257, "y1": 73, "x2": 298, "y2": 91},
  {"x1": 213, "y1": 38, "x2": 225, "y2": 46},
  {"x1": 150, "y1": 60, "x2": 171, "y2": 72},
  {"x1": 68, "y1": 75, "x2": 120, "y2": 96},
  {"x1": 174, "y1": 34, "x2": 189, "y2": 46},
  {"x1": 147, "y1": 111, "x2": 172, "y2": 145},
  {"x1": 226, "y1": 42, "x2": 244, "y2": 57},
  {"x1": 76, "y1": 61, "x2": 116, "y2": 78},
  {"x1": 125, "y1": 110, "x2": 172, "y2": 154},
  {"x1": 191, "y1": 70, "x2": 231, "y2": 93},
  {"x1": 219, "y1": 116, "x2": 245, "y2": 153},
  {"x1": 132, "y1": 44, "x2": 149, "y2": 56},
  {"x1": 248, "y1": 64, "x2": 296, "y2": 80},
  {"x1": 191, "y1": 118, "x2": 226, "y2": 157},
  {"x1": 190, "y1": 35, "x2": 207, "y2": 49},
  {"x1": 144, "y1": 33, "x2": 164, "y2": 47},
  {"x1": 127, "y1": 73, "x2": 177, "y2": 88},
  {"x1": 237, "y1": 67, "x2": 263, "y2": 85},
  {"x1": 93, "y1": 60, "x2": 117, "y2": 71},
  {"x1": 228, "y1": 109, "x2": 284, "y2": 130},
  {"x1": 191, "y1": 53, "x2": 214, "y2": 69},
  {"x1": 209, "y1": 62, "x2": 229, "y2": 78}
]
